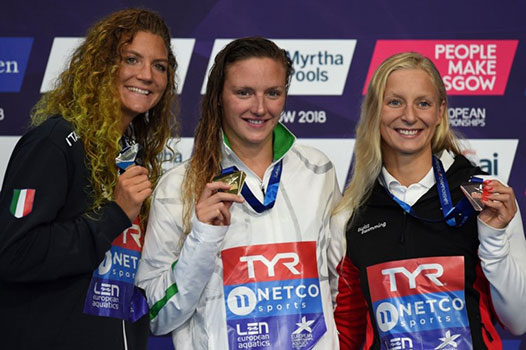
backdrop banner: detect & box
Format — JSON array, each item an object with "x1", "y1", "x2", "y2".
[{"x1": 1, "y1": 1, "x2": 525, "y2": 348}]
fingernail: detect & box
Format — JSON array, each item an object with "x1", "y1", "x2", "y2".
[
  {"x1": 483, "y1": 180, "x2": 492, "y2": 185},
  {"x1": 483, "y1": 186, "x2": 493, "y2": 191}
]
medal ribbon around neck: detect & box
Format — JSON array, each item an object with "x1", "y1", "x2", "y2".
[
  {"x1": 220, "y1": 160, "x2": 283, "y2": 213},
  {"x1": 381, "y1": 156, "x2": 482, "y2": 227}
]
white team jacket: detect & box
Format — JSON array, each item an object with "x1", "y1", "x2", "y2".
[{"x1": 136, "y1": 125, "x2": 344, "y2": 349}]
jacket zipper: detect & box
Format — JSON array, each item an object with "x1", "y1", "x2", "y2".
[{"x1": 400, "y1": 211, "x2": 407, "y2": 244}]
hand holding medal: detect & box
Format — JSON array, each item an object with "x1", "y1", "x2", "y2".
[
  {"x1": 195, "y1": 171, "x2": 245, "y2": 226},
  {"x1": 114, "y1": 143, "x2": 152, "y2": 222},
  {"x1": 477, "y1": 179, "x2": 518, "y2": 229}
]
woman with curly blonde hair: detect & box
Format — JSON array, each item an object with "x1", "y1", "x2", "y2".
[{"x1": 0, "y1": 8, "x2": 177, "y2": 350}]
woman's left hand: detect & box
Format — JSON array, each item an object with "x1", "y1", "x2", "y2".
[{"x1": 478, "y1": 179, "x2": 517, "y2": 229}]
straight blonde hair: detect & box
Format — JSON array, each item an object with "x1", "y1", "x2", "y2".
[{"x1": 334, "y1": 52, "x2": 461, "y2": 220}]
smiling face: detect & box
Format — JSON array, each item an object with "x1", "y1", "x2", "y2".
[
  {"x1": 117, "y1": 31, "x2": 169, "y2": 130},
  {"x1": 221, "y1": 57, "x2": 287, "y2": 155},
  {"x1": 380, "y1": 68, "x2": 445, "y2": 164}
]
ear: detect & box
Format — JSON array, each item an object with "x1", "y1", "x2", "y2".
[{"x1": 437, "y1": 99, "x2": 446, "y2": 124}]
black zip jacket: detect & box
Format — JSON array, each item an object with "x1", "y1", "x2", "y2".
[
  {"x1": 344, "y1": 155, "x2": 500, "y2": 350},
  {"x1": 0, "y1": 116, "x2": 148, "y2": 350}
]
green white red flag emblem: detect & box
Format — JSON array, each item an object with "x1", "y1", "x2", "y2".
[{"x1": 10, "y1": 189, "x2": 35, "y2": 218}]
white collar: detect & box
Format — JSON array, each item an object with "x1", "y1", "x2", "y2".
[{"x1": 381, "y1": 150, "x2": 456, "y2": 189}]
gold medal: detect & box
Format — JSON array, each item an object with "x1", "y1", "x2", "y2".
[{"x1": 213, "y1": 170, "x2": 246, "y2": 195}]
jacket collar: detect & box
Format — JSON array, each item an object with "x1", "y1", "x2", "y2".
[{"x1": 221, "y1": 122, "x2": 296, "y2": 162}]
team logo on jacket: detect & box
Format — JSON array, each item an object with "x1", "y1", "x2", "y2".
[
  {"x1": 367, "y1": 256, "x2": 472, "y2": 350},
  {"x1": 9, "y1": 188, "x2": 35, "y2": 218},
  {"x1": 222, "y1": 242, "x2": 326, "y2": 349}
]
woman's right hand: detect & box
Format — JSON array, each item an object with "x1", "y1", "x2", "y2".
[
  {"x1": 195, "y1": 182, "x2": 244, "y2": 226},
  {"x1": 114, "y1": 165, "x2": 152, "y2": 222}
]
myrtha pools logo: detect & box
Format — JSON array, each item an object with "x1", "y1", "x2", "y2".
[
  {"x1": 367, "y1": 256, "x2": 472, "y2": 350},
  {"x1": 222, "y1": 242, "x2": 326, "y2": 349},
  {"x1": 202, "y1": 39, "x2": 356, "y2": 96}
]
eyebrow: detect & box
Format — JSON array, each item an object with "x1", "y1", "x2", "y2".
[
  {"x1": 122, "y1": 49, "x2": 169, "y2": 63},
  {"x1": 385, "y1": 92, "x2": 433, "y2": 100}
]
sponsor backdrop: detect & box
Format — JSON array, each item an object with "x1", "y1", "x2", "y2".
[{"x1": 1, "y1": 0, "x2": 525, "y2": 348}]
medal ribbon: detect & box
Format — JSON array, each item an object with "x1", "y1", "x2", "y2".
[
  {"x1": 381, "y1": 156, "x2": 482, "y2": 227},
  {"x1": 220, "y1": 160, "x2": 283, "y2": 213}
]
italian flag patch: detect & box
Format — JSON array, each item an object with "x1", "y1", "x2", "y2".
[{"x1": 10, "y1": 189, "x2": 35, "y2": 218}]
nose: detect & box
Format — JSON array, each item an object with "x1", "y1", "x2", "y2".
[
  {"x1": 251, "y1": 95, "x2": 267, "y2": 116},
  {"x1": 137, "y1": 63, "x2": 153, "y2": 82},
  {"x1": 401, "y1": 104, "x2": 417, "y2": 124}
]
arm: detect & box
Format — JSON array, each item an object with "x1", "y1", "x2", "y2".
[
  {"x1": 0, "y1": 137, "x2": 131, "y2": 282},
  {"x1": 135, "y1": 170, "x2": 243, "y2": 335},
  {"x1": 333, "y1": 255, "x2": 368, "y2": 350},
  {"x1": 328, "y1": 179, "x2": 344, "y2": 308},
  {"x1": 477, "y1": 178, "x2": 526, "y2": 335},
  {"x1": 330, "y1": 189, "x2": 367, "y2": 350}
]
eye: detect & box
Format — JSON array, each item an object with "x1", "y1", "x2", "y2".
[
  {"x1": 154, "y1": 63, "x2": 167, "y2": 72},
  {"x1": 267, "y1": 89, "x2": 282, "y2": 98},
  {"x1": 236, "y1": 89, "x2": 251, "y2": 97},
  {"x1": 124, "y1": 56, "x2": 138, "y2": 65},
  {"x1": 417, "y1": 100, "x2": 431, "y2": 108},
  {"x1": 386, "y1": 99, "x2": 401, "y2": 107}
]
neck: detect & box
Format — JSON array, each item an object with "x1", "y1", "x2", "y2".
[
  {"x1": 383, "y1": 149, "x2": 433, "y2": 187},
  {"x1": 120, "y1": 118, "x2": 132, "y2": 134},
  {"x1": 230, "y1": 142, "x2": 273, "y2": 179}
]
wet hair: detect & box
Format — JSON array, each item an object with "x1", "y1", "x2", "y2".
[
  {"x1": 31, "y1": 8, "x2": 178, "y2": 225},
  {"x1": 334, "y1": 52, "x2": 460, "y2": 218},
  {"x1": 181, "y1": 36, "x2": 293, "y2": 234}
]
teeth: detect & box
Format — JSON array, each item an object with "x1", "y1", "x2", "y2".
[
  {"x1": 398, "y1": 129, "x2": 418, "y2": 136},
  {"x1": 247, "y1": 119, "x2": 264, "y2": 125},
  {"x1": 127, "y1": 87, "x2": 149, "y2": 95}
]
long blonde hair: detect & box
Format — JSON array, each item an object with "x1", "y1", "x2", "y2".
[
  {"x1": 334, "y1": 52, "x2": 461, "y2": 219},
  {"x1": 31, "y1": 8, "x2": 178, "y2": 227},
  {"x1": 181, "y1": 37, "x2": 293, "y2": 234}
]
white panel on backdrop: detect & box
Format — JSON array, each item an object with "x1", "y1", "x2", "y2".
[
  {"x1": 459, "y1": 139, "x2": 519, "y2": 183},
  {"x1": 40, "y1": 38, "x2": 84, "y2": 93},
  {"x1": 41, "y1": 38, "x2": 195, "y2": 94},
  {"x1": 0, "y1": 136, "x2": 21, "y2": 182},
  {"x1": 201, "y1": 39, "x2": 357, "y2": 96},
  {"x1": 170, "y1": 39, "x2": 195, "y2": 93}
]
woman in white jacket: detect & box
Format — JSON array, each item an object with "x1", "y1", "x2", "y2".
[{"x1": 136, "y1": 37, "x2": 344, "y2": 350}]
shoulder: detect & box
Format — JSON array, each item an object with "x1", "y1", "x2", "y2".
[
  {"x1": 446, "y1": 153, "x2": 485, "y2": 182},
  {"x1": 153, "y1": 161, "x2": 188, "y2": 200},
  {"x1": 288, "y1": 142, "x2": 334, "y2": 169},
  {"x1": 18, "y1": 116, "x2": 78, "y2": 151},
  {"x1": 9, "y1": 116, "x2": 79, "y2": 163}
]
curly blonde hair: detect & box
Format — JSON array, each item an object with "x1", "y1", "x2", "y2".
[
  {"x1": 31, "y1": 8, "x2": 178, "y2": 226},
  {"x1": 181, "y1": 37, "x2": 293, "y2": 234},
  {"x1": 335, "y1": 52, "x2": 461, "y2": 219}
]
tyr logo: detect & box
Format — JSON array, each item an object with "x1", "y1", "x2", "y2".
[
  {"x1": 239, "y1": 253, "x2": 300, "y2": 278},
  {"x1": 382, "y1": 264, "x2": 444, "y2": 292}
]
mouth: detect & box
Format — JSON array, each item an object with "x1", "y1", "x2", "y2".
[
  {"x1": 395, "y1": 128, "x2": 421, "y2": 136},
  {"x1": 245, "y1": 119, "x2": 267, "y2": 126},
  {"x1": 127, "y1": 86, "x2": 151, "y2": 95}
]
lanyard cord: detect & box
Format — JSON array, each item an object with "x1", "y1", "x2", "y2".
[{"x1": 381, "y1": 156, "x2": 482, "y2": 227}]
